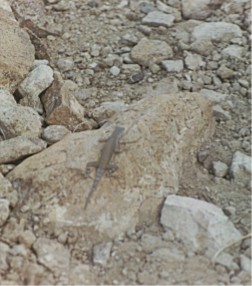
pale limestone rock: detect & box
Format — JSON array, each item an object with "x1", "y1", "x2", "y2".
[
  {"x1": 0, "y1": 199, "x2": 9, "y2": 226},
  {"x1": 7, "y1": 92, "x2": 214, "y2": 243},
  {"x1": 0, "y1": 241, "x2": 9, "y2": 273},
  {"x1": 131, "y1": 38, "x2": 173, "y2": 66},
  {"x1": 217, "y1": 65, "x2": 235, "y2": 79},
  {"x1": 18, "y1": 230, "x2": 36, "y2": 248},
  {"x1": 142, "y1": 11, "x2": 175, "y2": 28},
  {"x1": 212, "y1": 161, "x2": 228, "y2": 178},
  {"x1": 239, "y1": 254, "x2": 251, "y2": 273},
  {"x1": 182, "y1": 0, "x2": 222, "y2": 20},
  {"x1": 0, "y1": 173, "x2": 18, "y2": 208},
  {"x1": 190, "y1": 39, "x2": 215, "y2": 56},
  {"x1": 213, "y1": 105, "x2": 231, "y2": 121},
  {"x1": 0, "y1": 8, "x2": 35, "y2": 92},
  {"x1": 192, "y1": 22, "x2": 242, "y2": 42},
  {"x1": 221, "y1": 45, "x2": 244, "y2": 59},
  {"x1": 230, "y1": 151, "x2": 251, "y2": 186},
  {"x1": 33, "y1": 238, "x2": 70, "y2": 276},
  {"x1": 42, "y1": 125, "x2": 71, "y2": 144},
  {"x1": 0, "y1": 89, "x2": 16, "y2": 105},
  {"x1": 161, "y1": 60, "x2": 184, "y2": 73},
  {"x1": 93, "y1": 242, "x2": 113, "y2": 266},
  {"x1": 184, "y1": 52, "x2": 205, "y2": 70},
  {"x1": 0, "y1": 105, "x2": 42, "y2": 139},
  {"x1": 57, "y1": 58, "x2": 74, "y2": 72},
  {"x1": 156, "y1": 0, "x2": 181, "y2": 21},
  {"x1": 0, "y1": 136, "x2": 47, "y2": 164},
  {"x1": 18, "y1": 65, "x2": 54, "y2": 114},
  {"x1": 121, "y1": 64, "x2": 141, "y2": 74},
  {"x1": 200, "y1": 89, "x2": 228, "y2": 103},
  {"x1": 41, "y1": 72, "x2": 94, "y2": 131},
  {"x1": 110, "y1": 66, "x2": 120, "y2": 76},
  {"x1": 160, "y1": 195, "x2": 241, "y2": 256}
]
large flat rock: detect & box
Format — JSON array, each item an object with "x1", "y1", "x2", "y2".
[{"x1": 7, "y1": 92, "x2": 214, "y2": 244}]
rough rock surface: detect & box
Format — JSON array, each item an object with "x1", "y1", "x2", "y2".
[
  {"x1": 0, "y1": 6, "x2": 35, "y2": 92},
  {"x1": 7, "y1": 92, "x2": 213, "y2": 241}
]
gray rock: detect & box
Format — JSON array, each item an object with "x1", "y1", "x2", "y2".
[
  {"x1": 160, "y1": 195, "x2": 241, "y2": 256},
  {"x1": 0, "y1": 199, "x2": 10, "y2": 226},
  {"x1": 121, "y1": 64, "x2": 141, "y2": 74},
  {"x1": 18, "y1": 65, "x2": 54, "y2": 113},
  {"x1": 217, "y1": 65, "x2": 235, "y2": 80},
  {"x1": 221, "y1": 45, "x2": 244, "y2": 59},
  {"x1": 230, "y1": 151, "x2": 251, "y2": 186},
  {"x1": 0, "y1": 8, "x2": 35, "y2": 92},
  {"x1": 213, "y1": 105, "x2": 231, "y2": 121},
  {"x1": 142, "y1": 11, "x2": 175, "y2": 28},
  {"x1": 131, "y1": 38, "x2": 173, "y2": 66},
  {"x1": 212, "y1": 161, "x2": 228, "y2": 178},
  {"x1": 214, "y1": 252, "x2": 238, "y2": 270},
  {"x1": 121, "y1": 33, "x2": 138, "y2": 46},
  {"x1": 93, "y1": 242, "x2": 113, "y2": 266},
  {"x1": 239, "y1": 254, "x2": 251, "y2": 273},
  {"x1": 57, "y1": 58, "x2": 75, "y2": 72},
  {"x1": 0, "y1": 136, "x2": 47, "y2": 164},
  {"x1": 138, "y1": 25, "x2": 152, "y2": 36},
  {"x1": 190, "y1": 40, "x2": 215, "y2": 56},
  {"x1": 184, "y1": 52, "x2": 205, "y2": 70},
  {"x1": 32, "y1": 59, "x2": 49, "y2": 68},
  {"x1": 192, "y1": 22, "x2": 242, "y2": 42},
  {"x1": 156, "y1": 1, "x2": 181, "y2": 21},
  {"x1": 33, "y1": 238, "x2": 70, "y2": 275},
  {"x1": 0, "y1": 242, "x2": 9, "y2": 273},
  {"x1": 141, "y1": 233, "x2": 164, "y2": 253},
  {"x1": 151, "y1": 247, "x2": 185, "y2": 262},
  {"x1": 110, "y1": 66, "x2": 121, "y2": 76},
  {"x1": 161, "y1": 60, "x2": 184, "y2": 73},
  {"x1": 200, "y1": 89, "x2": 228, "y2": 103},
  {"x1": 0, "y1": 105, "x2": 42, "y2": 139},
  {"x1": 18, "y1": 230, "x2": 36, "y2": 248},
  {"x1": 42, "y1": 125, "x2": 71, "y2": 144}
]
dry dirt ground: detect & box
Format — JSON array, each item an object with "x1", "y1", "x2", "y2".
[{"x1": 0, "y1": 0, "x2": 251, "y2": 285}]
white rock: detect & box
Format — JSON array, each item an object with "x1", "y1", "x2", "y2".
[
  {"x1": 230, "y1": 151, "x2": 251, "y2": 185},
  {"x1": 213, "y1": 105, "x2": 231, "y2": 121},
  {"x1": 18, "y1": 65, "x2": 54, "y2": 113},
  {"x1": 161, "y1": 60, "x2": 184, "y2": 73},
  {"x1": 110, "y1": 66, "x2": 121, "y2": 76},
  {"x1": 18, "y1": 230, "x2": 36, "y2": 248},
  {"x1": 156, "y1": 0, "x2": 181, "y2": 21},
  {"x1": 160, "y1": 195, "x2": 242, "y2": 256},
  {"x1": 121, "y1": 64, "x2": 141, "y2": 74},
  {"x1": 33, "y1": 238, "x2": 70, "y2": 275},
  {"x1": 131, "y1": 38, "x2": 173, "y2": 66},
  {"x1": 214, "y1": 252, "x2": 238, "y2": 270},
  {"x1": 221, "y1": 45, "x2": 244, "y2": 59},
  {"x1": 32, "y1": 59, "x2": 49, "y2": 68},
  {"x1": 239, "y1": 254, "x2": 251, "y2": 272},
  {"x1": 200, "y1": 89, "x2": 229, "y2": 103},
  {"x1": 217, "y1": 65, "x2": 235, "y2": 80},
  {"x1": 0, "y1": 89, "x2": 16, "y2": 106},
  {"x1": 185, "y1": 52, "x2": 205, "y2": 70},
  {"x1": 0, "y1": 105, "x2": 42, "y2": 139},
  {"x1": 212, "y1": 161, "x2": 228, "y2": 178},
  {"x1": 142, "y1": 11, "x2": 175, "y2": 28},
  {"x1": 0, "y1": 242, "x2": 9, "y2": 273},
  {"x1": 192, "y1": 22, "x2": 242, "y2": 42},
  {"x1": 0, "y1": 199, "x2": 10, "y2": 226},
  {"x1": 93, "y1": 242, "x2": 113, "y2": 266},
  {"x1": 0, "y1": 136, "x2": 47, "y2": 164},
  {"x1": 57, "y1": 58, "x2": 74, "y2": 72},
  {"x1": 42, "y1": 125, "x2": 70, "y2": 144}
]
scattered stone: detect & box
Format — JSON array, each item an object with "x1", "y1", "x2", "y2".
[
  {"x1": 121, "y1": 64, "x2": 141, "y2": 75},
  {"x1": 33, "y1": 238, "x2": 70, "y2": 275},
  {"x1": 160, "y1": 195, "x2": 241, "y2": 256},
  {"x1": 230, "y1": 151, "x2": 251, "y2": 186},
  {"x1": 0, "y1": 8, "x2": 35, "y2": 92},
  {"x1": 0, "y1": 242, "x2": 9, "y2": 273},
  {"x1": 151, "y1": 247, "x2": 185, "y2": 262},
  {"x1": 131, "y1": 38, "x2": 173, "y2": 66},
  {"x1": 142, "y1": 11, "x2": 175, "y2": 28},
  {"x1": 217, "y1": 65, "x2": 235, "y2": 80},
  {"x1": 0, "y1": 136, "x2": 47, "y2": 164},
  {"x1": 0, "y1": 105, "x2": 42, "y2": 139},
  {"x1": 42, "y1": 125, "x2": 71, "y2": 144},
  {"x1": 161, "y1": 60, "x2": 184, "y2": 73},
  {"x1": 0, "y1": 89, "x2": 16, "y2": 106},
  {"x1": 41, "y1": 72, "x2": 94, "y2": 131},
  {"x1": 0, "y1": 164, "x2": 15, "y2": 175},
  {"x1": 110, "y1": 66, "x2": 121, "y2": 76},
  {"x1": 18, "y1": 64, "x2": 54, "y2": 113},
  {"x1": 128, "y1": 71, "x2": 144, "y2": 84},
  {"x1": 221, "y1": 45, "x2": 244, "y2": 59},
  {"x1": 0, "y1": 173, "x2": 18, "y2": 208},
  {"x1": 239, "y1": 254, "x2": 251, "y2": 273},
  {"x1": 156, "y1": 0, "x2": 181, "y2": 21},
  {"x1": 238, "y1": 79, "x2": 249, "y2": 88},
  {"x1": 0, "y1": 199, "x2": 10, "y2": 226},
  {"x1": 213, "y1": 105, "x2": 231, "y2": 121},
  {"x1": 212, "y1": 161, "x2": 228, "y2": 178},
  {"x1": 93, "y1": 242, "x2": 113, "y2": 266},
  {"x1": 121, "y1": 33, "x2": 138, "y2": 46},
  {"x1": 57, "y1": 58, "x2": 75, "y2": 72},
  {"x1": 213, "y1": 252, "x2": 238, "y2": 271},
  {"x1": 184, "y1": 52, "x2": 205, "y2": 70},
  {"x1": 190, "y1": 39, "x2": 215, "y2": 56},
  {"x1": 141, "y1": 233, "x2": 164, "y2": 253},
  {"x1": 181, "y1": 0, "x2": 219, "y2": 20},
  {"x1": 200, "y1": 89, "x2": 228, "y2": 103},
  {"x1": 18, "y1": 230, "x2": 36, "y2": 248},
  {"x1": 32, "y1": 59, "x2": 49, "y2": 68},
  {"x1": 138, "y1": 25, "x2": 152, "y2": 36},
  {"x1": 192, "y1": 22, "x2": 242, "y2": 42}
]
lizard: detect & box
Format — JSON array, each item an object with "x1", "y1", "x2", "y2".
[{"x1": 84, "y1": 126, "x2": 125, "y2": 210}]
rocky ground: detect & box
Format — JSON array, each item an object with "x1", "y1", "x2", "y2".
[{"x1": 0, "y1": 0, "x2": 251, "y2": 285}]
